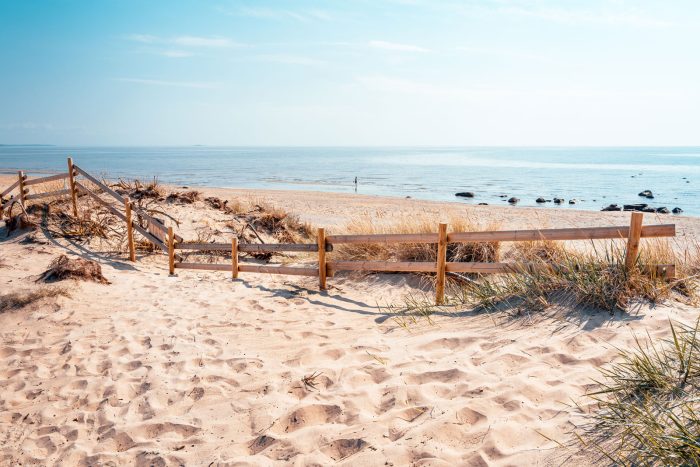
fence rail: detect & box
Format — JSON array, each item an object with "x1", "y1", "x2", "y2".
[
  {"x1": 175, "y1": 241, "x2": 333, "y2": 253},
  {"x1": 326, "y1": 224, "x2": 675, "y2": 245},
  {"x1": 1, "y1": 158, "x2": 680, "y2": 305},
  {"x1": 23, "y1": 172, "x2": 70, "y2": 187},
  {"x1": 25, "y1": 189, "x2": 72, "y2": 201}
]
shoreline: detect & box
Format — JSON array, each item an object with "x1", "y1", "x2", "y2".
[{"x1": 2, "y1": 173, "x2": 699, "y2": 238}]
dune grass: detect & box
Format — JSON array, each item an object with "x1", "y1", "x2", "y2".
[
  {"x1": 451, "y1": 240, "x2": 696, "y2": 314},
  {"x1": 0, "y1": 286, "x2": 70, "y2": 313},
  {"x1": 579, "y1": 319, "x2": 700, "y2": 465},
  {"x1": 334, "y1": 215, "x2": 500, "y2": 264}
]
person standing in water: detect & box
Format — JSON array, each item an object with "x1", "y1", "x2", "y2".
[{"x1": 354, "y1": 176, "x2": 358, "y2": 192}]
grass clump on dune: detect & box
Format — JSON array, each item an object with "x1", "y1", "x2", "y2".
[
  {"x1": 579, "y1": 319, "x2": 700, "y2": 465},
  {"x1": 452, "y1": 241, "x2": 695, "y2": 314},
  {"x1": 0, "y1": 286, "x2": 70, "y2": 313}
]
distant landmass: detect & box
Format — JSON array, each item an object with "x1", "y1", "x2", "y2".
[{"x1": 0, "y1": 144, "x2": 56, "y2": 147}]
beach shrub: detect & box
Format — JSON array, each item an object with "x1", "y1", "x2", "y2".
[
  {"x1": 38, "y1": 255, "x2": 110, "y2": 284},
  {"x1": 579, "y1": 319, "x2": 700, "y2": 465},
  {"x1": 451, "y1": 241, "x2": 695, "y2": 313},
  {"x1": 114, "y1": 177, "x2": 165, "y2": 200},
  {"x1": 166, "y1": 190, "x2": 201, "y2": 204}
]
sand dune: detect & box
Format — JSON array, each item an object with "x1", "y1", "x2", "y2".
[{"x1": 1, "y1": 186, "x2": 699, "y2": 465}]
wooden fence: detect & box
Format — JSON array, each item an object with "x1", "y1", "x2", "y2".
[{"x1": 1, "y1": 158, "x2": 677, "y2": 305}]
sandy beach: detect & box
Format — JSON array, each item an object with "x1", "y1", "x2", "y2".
[{"x1": 1, "y1": 181, "x2": 699, "y2": 465}]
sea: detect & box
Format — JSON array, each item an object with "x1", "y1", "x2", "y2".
[{"x1": 1, "y1": 146, "x2": 698, "y2": 216}]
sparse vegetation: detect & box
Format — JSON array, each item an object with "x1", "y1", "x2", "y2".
[
  {"x1": 301, "y1": 371, "x2": 323, "y2": 391},
  {"x1": 334, "y1": 215, "x2": 499, "y2": 264},
  {"x1": 113, "y1": 177, "x2": 165, "y2": 200},
  {"x1": 379, "y1": 291, "x2": 439, "y2": 329},
  {"x1": 166, "y1": 190, "x2": 201, "y2": 204},
  {"x1": 451, "y1": 241, "x2": 696, "y2": 314},
  {"x1": 38, "y1": 255, "x2": 110, "y2": 284},
  {"x1": 578, "y1": 319, "x2": 700, "y2": 465},
  {"x1": 0, "y1": 286, "x2": 70, "y2": 313}
]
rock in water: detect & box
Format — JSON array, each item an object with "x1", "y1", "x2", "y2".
[
  {"x1": 507, "y1": 197, "x2": 520, "y2": 204},
  {"x1": 672, "y1": 207, "x2": 683, "y2": 214},
  {"x1": 623, "y1": 204, "x2": 648, "y2": 211},
  {"x1": 656, "y1": 207, "x2": 670, "y2": 214},
  {"x1": 455, "y1": 192, "x2": 475, "y2": 198},
  {"x1": 568, "y1": 199, "x2": 577, "y2": 204},
  {"x1": 601, "y1": 204, "x2": 622, "y2": 211},
  {"x1": 535, "y1": 197, "x2": 546, "y2": 203},
  {"x1": 553, "y1": 198, "x2": 564, "y2": 204},
  {"x1": 638, "y1": 190, "x2": 654, "y2": 199}
]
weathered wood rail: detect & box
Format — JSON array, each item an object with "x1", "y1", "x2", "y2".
[{"x1": 0, "y1": 158, "x2": 678, "y2": 305}]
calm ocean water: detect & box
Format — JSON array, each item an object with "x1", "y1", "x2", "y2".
[{"x1": 1, "y1": 146, "x2": 698, "y2": 216}]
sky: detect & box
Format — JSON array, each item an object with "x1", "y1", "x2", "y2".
[{"x1": 0, "y1": 0, "x2": 699, "y2": 146}]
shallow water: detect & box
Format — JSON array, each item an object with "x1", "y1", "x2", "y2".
[{"x1": 1, "y1": 146, "x2": 698, "y2": 215}]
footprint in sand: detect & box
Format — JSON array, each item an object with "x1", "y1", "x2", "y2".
[
  {"x1": 134, "y1": 422, "x2": 200, "y2": 439},
  {"x1": 249, "y1": 434, "x2": 277, "y2": 454},
  {"x1": 321, "y1": 438, "x2": 369, "y2": 461},
  {"x1": 97, "y1": 428, "x2": 136, "y2": 452},
  {"x1": 455, "y1": 406, "x2": 488, "y2": 426},
  {"x1": 272, "y1": 404, "x2": 342, "y2": 434},
  {"x1": 405, "y1": 368, "x2": 468, "y2": 385}
]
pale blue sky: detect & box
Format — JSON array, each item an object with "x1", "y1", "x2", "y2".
[{"x1": 1, "y1": 0, "x2": 698, "y2": 145}]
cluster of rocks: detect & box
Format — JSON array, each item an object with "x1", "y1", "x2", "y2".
[
  {"x1": 601, "y1": 204, "x2": 682, "y2": 214},
  {"x1": 456, "y1": 192, "x2": 577, "y2": 205},
  {"x1": 600, "y1": 190, "x2": 682, "y2": 214},
  {"x1": 455, "y1": 189, "x2": 683, "y2": 215}
]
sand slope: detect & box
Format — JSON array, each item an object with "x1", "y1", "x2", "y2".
[{"x1": 1, "y1": 225, "x2": 697, "y2": 466}]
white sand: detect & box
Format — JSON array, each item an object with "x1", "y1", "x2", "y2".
[{"x1": 1, "y1": 183, "x2": 699, "y2": 465}]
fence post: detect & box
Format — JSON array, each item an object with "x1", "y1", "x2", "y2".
[
  {"x1": 124, "y1": 196, "x2": 136, "y2": 261},
  {"x1": 318, "y1": 227, "x2": 327, "y2": 290},
  {"x1": 168, "y1": 227, "x2": 175, "y2": 275},
  {"x1": 17, "y1": 171, "x2": 27, "y2": 207},
  {"x1": 435, "y1": 223, "x2": 448, "y2": 305},
  {"x1": 232, "y1": 237, "x2": 239, "y2": 280},
  {"x1": 67, "y1": 157, "x2": 78, "y2": 217},
  {"x1": 625, "y1": 212, "x2": 643, "y2": 271}
]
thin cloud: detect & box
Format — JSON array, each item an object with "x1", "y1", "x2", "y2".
[
  {"x1": 369, "y1": 40, "x2": 429, "y2": 52},
  {"x1": 497, "y1": 5, "x2": 672, "y2": 27},
  {"x1": 233, "y1": 6, "x2": 331, "y2": 22},
  {"x1": 454, "y1": 45, "x2": 548, "y2": 61},
  {"x1": 256, "y1": 54, "x2": 326, "y2": 66},
  {"x1": 356, "y1": 75, "x2": 686, "y2": 101},
  {"x1": 172, "y1": 36, "x2": 238, "y2": 48},
  {"x1": 160, "y1": 50, "x2": 193, "y2": 58},
  {"x1": 115, "y1": 78, "x2": 216, "y2": 89},
  {"x1": 127, "y1": 34, "x2": 159, "y2": 43},
  {"x1": 384, "y1": 2, "x2": 673, "y2": 28},
  {"x1": 126, "y1": 34, "x2": 243, "y2": 48},
  {"x1": 356, "y1": 75, "x2": 490, "y2": 99}
]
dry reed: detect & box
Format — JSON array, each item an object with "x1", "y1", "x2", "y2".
[
  {"x1": 453, "y1": 240, "x2": 696, "y2": 314},
  {"x1": 333, "y1": 215, "x2": 500, "y2": 264}
]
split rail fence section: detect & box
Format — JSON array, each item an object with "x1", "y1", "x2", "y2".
[{"x1": 1, "y1": 158, "x2": 677, "y2": 305}]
